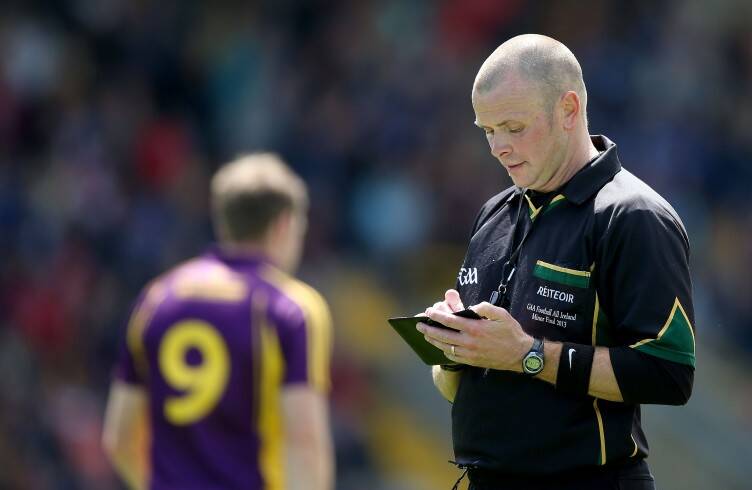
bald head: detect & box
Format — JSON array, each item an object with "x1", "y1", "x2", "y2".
[{"x1": 473, "y1": 34, "x2": 587, "y2": 122}]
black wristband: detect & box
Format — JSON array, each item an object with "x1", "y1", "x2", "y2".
[
  {"x1": 556, "y1": 343, "x2": 595, "y2": 396},
  {"x1": 440, "y1": 364, "x2": 465, "y2": 372}
]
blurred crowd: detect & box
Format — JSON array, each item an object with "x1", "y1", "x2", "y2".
[{"x1": 0, "y1": 0, "x2": 750, "y2": 488}]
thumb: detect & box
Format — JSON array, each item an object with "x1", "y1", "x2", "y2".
[
  {"x1": 445, "y1": 289, "x2": 464, "y2": 312},
  {"x1": 470, "y1": 302, "x2": 512, "y2": 321}
]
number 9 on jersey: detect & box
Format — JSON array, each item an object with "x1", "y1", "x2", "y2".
[{"x1": 158, "y1": 320, "x2": 231, "y2": 425}]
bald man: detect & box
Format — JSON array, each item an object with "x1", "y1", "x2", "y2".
[{"x1": 418, "y1": 35, "x2": 695, "y2": 490}]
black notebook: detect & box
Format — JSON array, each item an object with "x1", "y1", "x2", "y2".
[{"x1": 387, "y1": 309, "x2": 481, "y2": 365}]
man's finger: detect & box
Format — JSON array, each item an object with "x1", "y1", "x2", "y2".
[
  {"x1": 417, "y1": 322, "x2": 464, "y2": 345},
  {"x1": 422, "y1": 332, "x2": 445, "y2": 350},
  {"x1": 445, "y1": 346, "x2": 464, "y2": 362},
  {"x1": 470, "y1": 302, "x2": 512, "y2": 321},
  {"x1": 445, "y1": 289, "x2": 464, "y2": 312},
  {"x1": 424, "y1": 307, "x2": 473, "y2": 332},
  {"x1": 422, "y1": 332, "x2": 465, "y2": 361},
  {"x1": 429, "y1": 301, "x2": 454, "y2": 314},
  {"x1": 421, "y1": 329, "x2": 449, "y2": 350}
]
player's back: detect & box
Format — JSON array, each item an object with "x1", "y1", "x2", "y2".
[{"x1": 118, "y1": 248, "x2": 331, "y2": 490}]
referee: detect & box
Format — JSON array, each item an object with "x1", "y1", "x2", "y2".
[{"x1": 418, "y1": 34, "x2": 695, "y2": 490}]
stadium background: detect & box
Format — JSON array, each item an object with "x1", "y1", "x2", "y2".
[{"x1": 0, "y1": 0, "x2": 751, "y2": 488}]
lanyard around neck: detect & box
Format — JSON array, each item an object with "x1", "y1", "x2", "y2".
[{"x1": 489, "y1": 190, "x2": 557, "y2": 307}]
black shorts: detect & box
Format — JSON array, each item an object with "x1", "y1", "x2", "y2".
[{"x1": 467, "y1": 459, "x2": 655, "y2": 490}]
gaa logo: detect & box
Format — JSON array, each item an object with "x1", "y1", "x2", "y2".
[{"x1": 457, "y1": 267, "x2": 478, "y2": 286}]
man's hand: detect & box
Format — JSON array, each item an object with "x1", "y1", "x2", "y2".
[
  {"x1": 422, "y1": 289, "x2": 465, "y2": 401},
  {"x1": 424, "y1": 289, "x2": 464, "y2": 315},
  {"x1": 417, "y1": 301, "x2": 533, "y2": 372}
]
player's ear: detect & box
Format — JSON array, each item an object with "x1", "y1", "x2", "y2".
[
  {"x1": 560, "y1": 91, "x2": 580, "y2": 130},
  {"x1": 267, "y1": 209, "x2": 293, "y2": 243}
]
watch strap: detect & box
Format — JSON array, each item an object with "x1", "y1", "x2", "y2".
[{"x1": 531, "y1": 337, "x2": 544, "y2": 354}]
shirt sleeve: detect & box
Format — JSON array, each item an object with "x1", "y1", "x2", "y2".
[
  {"x1": 610, "y1": 347, "x2": 694, "y2": 405},
  {"x1": 596, "y1": 204, "x2": 696, "y2": 368},
  {"x1": 272, "y1": 283, "x2": 333, "y2": 393}
]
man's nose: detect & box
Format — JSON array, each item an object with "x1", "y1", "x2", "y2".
[{"x1": 489, "y1": 134, "x2": 512, "y2": 159}]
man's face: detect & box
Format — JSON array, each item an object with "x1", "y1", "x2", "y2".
[{"x1": 473, "y1": 78, "x2": 568, "y2": 191}]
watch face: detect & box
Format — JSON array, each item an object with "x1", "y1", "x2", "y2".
[{"x1": 523, "y1": 353, "x2": 544, "y2": 374}]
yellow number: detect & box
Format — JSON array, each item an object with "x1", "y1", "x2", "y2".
[{"x1": 158, "y1": 320, "x2": 230, "y2": 425}]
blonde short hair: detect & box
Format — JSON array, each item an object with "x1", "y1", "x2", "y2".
[{"x1": 210, "y1": 153, "x2": 308, "y2": 242}]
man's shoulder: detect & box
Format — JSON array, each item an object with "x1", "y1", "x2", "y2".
[
  {"x1": 593, "y1": 168, "x2": 688, "y2": 242},
  {"x1": 474, "y1": 185, "x2": 517, "y2": 226},
  {"x1": 595, "y1": 168, "x2": 682, "y2": 222},
  {"x1": 481, "y1": 185, "x2": 517, "y2": 211}
]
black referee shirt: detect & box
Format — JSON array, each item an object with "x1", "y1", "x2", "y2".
[{"x1": 452, "y1": 135, "x2": 696, "y2": 475}]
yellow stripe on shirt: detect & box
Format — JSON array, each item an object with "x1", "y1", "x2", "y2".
[
  {"x1": 260, "y1": 266, "x2": 333, "y2": 393},
  {"x1": 591, "y1": 292, "x2": 601, "y2": 347},
  {"x1": 629, "y1": 298, "x2": 696, "y2": 366},
  {"x1": 631, "y1": 298, "x2": 695, "y2": 349},
  {"x1": 526, "y1": 193, "x2": 566, "y2": 220},
  {"x1": 524, "y1": 193, "x2": 542, "y2": 220},
  {"x1": 590, "y1": 283, "x2": 607, "y2": 465},
  {"x1": 126, "y1": 281, "x2": 167, "y2": 380},
  {"x1": 536, "y1": 260, "x2": 592, "y2": 278},
  {"x1": 593, "y1": 398, "x2": 607, "y2": 465},
  {"x1": 254, "y1": 291, "x2": 285, "y2": 490}
]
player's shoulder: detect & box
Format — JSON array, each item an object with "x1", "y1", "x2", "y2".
[
  {"x1": 150, "y1": 254, "x2": 250, "y2": 304},
  {"x1": 257, "y1": 265, "x2": 331, "y2": 327},
  {"x1": 167, "y1": 254, "x2": 242, "y2": 280}
]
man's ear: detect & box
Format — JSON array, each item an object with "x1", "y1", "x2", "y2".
[
  {"x1": 560, "y1": 91, "x2": 581, "y2": 130},
  {"x1": 268, "y1": 209, "x2": 293, "y2": 244}
]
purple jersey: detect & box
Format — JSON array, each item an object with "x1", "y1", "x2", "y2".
[{"x1": 114, "y1": 248, "x2": 332, "y2": 490}]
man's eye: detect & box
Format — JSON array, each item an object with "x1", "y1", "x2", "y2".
[
  {"x1": 483, "y1": 128, "x2": 494, "y2": 136},
  {"x1": 509, "y1": 127, "x2": 524, "y2": 134}
]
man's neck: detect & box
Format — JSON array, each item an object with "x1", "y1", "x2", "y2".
[
  {"x1": 537, "y1": 135, "x2": 599, "y2": 193},
  {"x1": 220, "y1": 240, "x2": 270, "y2": 259}
]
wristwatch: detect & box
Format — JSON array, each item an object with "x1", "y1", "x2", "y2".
[{"x1": 522, "y1": 337, "x2": 545, "y2": 375}]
